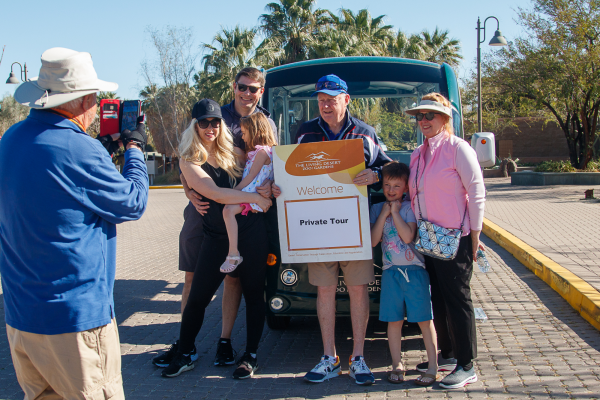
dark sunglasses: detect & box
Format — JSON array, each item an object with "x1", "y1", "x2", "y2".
[
  {"x1": 236, "y1": 83, "x2": 262, "y2": 94},
  {"x1": 415, "y1": 112, "x2": 441, "y2": 121},
  {"x1": 197, "y1": 119, "x2": 221, "y2": 129},
  {"x1": 315, "y1": 81, "x2": 347, "y2": 91}
]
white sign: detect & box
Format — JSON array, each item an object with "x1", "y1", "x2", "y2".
[{"x1": 274, "y1": 139, "x2": 372, "y2": 263}]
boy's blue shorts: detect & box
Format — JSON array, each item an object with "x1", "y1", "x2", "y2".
[{"x1": 379, "y1": 264, "x2": 433, "y2": 323}]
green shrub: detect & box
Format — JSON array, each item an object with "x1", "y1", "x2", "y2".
[
  {"x1": 153, "y1": 169, "x2": 181, "y2": 185},
  {"x1": 584, "y1": 160, "x2": 600, "y2": 171},
  {"x1": 534, "y1": 160, "x2": 576, "y2": 172}
]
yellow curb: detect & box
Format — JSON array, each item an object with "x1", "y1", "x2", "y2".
[
  {"x1": 149, "y1": 185, "x2": 183, "y2": 189},
  {"x1": 483, "y1": 218, "x2": 600, "y2": 331}
]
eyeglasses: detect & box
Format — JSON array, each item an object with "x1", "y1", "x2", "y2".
[
  {"x1": 315, "y1": 81, "x2": 347, "y2": 92},
  {"x1": 236, "y1": 83, "x2": 262, "y2": 94},
  {"x1": 415, "y1": 112, "x2": 441, "y2": 121},
  {"x1": 197, "y1": 119, "x2": 221, "y2": 129}
]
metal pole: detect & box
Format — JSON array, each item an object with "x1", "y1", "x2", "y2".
[{"x1": 477, "y1": 17, "x2": 482, "y2": 133}]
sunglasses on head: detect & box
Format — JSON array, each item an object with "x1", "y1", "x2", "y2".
[
  {"x1": 236, "y1": 83, "x2": 262, "y2": 94},
  {"x1": 415, "y1": 112, "x2": 441, "y2": 121},
  {"x1": 197, "y1": 119, "x2": 221, "y2": 129},
  {"x1": 315, "y1": 81, "x2": 346, "y2": 92}
]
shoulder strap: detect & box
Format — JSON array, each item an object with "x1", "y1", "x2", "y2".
[{"x1": 414, "y1": 151, "x2": 469, "y2": 228}]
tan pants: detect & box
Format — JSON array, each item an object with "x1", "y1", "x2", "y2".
[
  {"x1": 308, "y1": 259, "x2": 374, "y2": 286},
  {"x1": 6, "y1": 319, "x2": 124, "y2": 400}
]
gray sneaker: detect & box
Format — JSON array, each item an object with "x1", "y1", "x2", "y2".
[
  {"x1": 439, "y1": 366, "x2": 477, "y2": 389},
  {"x1": 416, "y1": 353, "x2": 457, "y2": 372}
]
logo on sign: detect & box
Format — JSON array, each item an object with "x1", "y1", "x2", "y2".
[
  {"x1": 293, "y1": 152, "x2": 341, "y2": 172},
  {"x1": 285, "y1": 140, "x2": 364, "y2": 177}
]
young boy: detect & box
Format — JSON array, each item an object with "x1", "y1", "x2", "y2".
[{"x1": 369, "y1": 161, "x2": 439, "y2": 386}]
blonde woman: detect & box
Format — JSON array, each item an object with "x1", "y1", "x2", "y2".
[
  {"x1": 160, "y1": 99, "x2": 271, "y2": 380},
  {"x1": 405, "y1": 93, "x2": 485, "y2": 389}
]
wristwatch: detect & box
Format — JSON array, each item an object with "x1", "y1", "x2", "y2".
[{"x1": 373, "y1": 169, "x2": 381, "y2": 183}]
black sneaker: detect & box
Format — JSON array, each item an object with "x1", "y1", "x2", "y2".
[
  {"x1": 161, "y1": 352, "x2": 195, "y2": 378},
  {"x1": 152, "y1": 341, "x2": 198, "y2": 368},
  {"x1": 232, "y1": 352, "x2": 258, "y2": 379},
  {"x1": 214, "y1": 339, "x2": 236, "y2": 366}
]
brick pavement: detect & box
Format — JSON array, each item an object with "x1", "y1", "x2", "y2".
[
  {"x1": 485, "y1": 178, "x2": 600, "y2": 293},
  {"x1": 1, "y1": 189, "x2": 599, "y2": 399}
]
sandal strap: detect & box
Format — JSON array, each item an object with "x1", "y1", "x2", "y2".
[{"x1": 226, "y1": 256, "x2": 243, "y2": 266}]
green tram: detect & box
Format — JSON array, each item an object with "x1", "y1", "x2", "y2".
[{"x1": 260, "y1": 57, "x2": 464, "y2": 329}]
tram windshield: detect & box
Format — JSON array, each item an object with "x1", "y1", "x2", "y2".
[{"x1": 268, "y1": 80, "x2": 442, "y2": 149}]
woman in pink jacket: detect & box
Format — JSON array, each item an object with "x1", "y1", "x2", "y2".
[{"x1": 405, "y1": 93, "x2": 485, "y2": 389}]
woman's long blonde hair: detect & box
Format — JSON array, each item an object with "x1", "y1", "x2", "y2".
[
  {"x1": 421, "y1": 92, "x2": 454, "y2": 136},
  {"x1": 178, "y1": 118, "x2": 242, "y2": 180}
]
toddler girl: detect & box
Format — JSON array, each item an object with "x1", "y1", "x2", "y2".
[{"x1": 221, "y1": 113, "x2": 277, "y2": 273}]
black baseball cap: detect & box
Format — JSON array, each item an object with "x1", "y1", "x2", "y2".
[{"x1": 192, "y1": 98, "x2": 222, "y2": 120}]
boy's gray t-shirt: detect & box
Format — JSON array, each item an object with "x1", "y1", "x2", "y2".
[{"x1": 370, "y1": 200, "x2": 425, "y2": 270}]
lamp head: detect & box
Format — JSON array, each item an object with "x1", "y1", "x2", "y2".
[
  {"x1": 489, "y1": 30, "x2": 508, "y2": 46},
  {"x1": 6, "y1": 72, "x2": 20, "y2": 84}
]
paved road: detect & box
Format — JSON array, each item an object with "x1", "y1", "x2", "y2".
[
  {"x1": 1, "y1": 189, "x2": 599, "y2": 399},
  {"x1": 485, "y1": 178, "x2": 600, "y2": 293}
]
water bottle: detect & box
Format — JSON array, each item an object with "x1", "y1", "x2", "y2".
[{"x1": 476, "y1": 249, "x2": 490, "y2": 273}]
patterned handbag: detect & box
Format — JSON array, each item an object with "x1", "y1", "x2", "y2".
[{"x1": 413, "y1": 155, "x2": 468, "y2": 260}]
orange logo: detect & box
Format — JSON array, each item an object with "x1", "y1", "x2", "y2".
[{"x1": 285, "y1": 139, "x2": 364, "y2": 176}]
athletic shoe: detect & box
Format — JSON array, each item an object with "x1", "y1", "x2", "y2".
[
  {"x1": 416, "y1": 353, "x2": 457, "y2": 373},
  {"x1": 439, "y1": 366, "x2": 478, "y2": 389},
  {"x1": 152, "y1": 341, "x2": 198, "y2": 368},
  {"x1": 349, "y1": 355, "x2": 375, "y2": 385},
  {"x1": 232, "y1": 352, "x2": 258, "y2": 379},
  {"x1": 304, "y1": 355, "x2": 341, "y2": 383},
  {"x1": 214, "y1": 339, "x2": 236, "y2": 366},
  {"x1": 161, "y1": 352, "x2": 195, "y2": 378}
]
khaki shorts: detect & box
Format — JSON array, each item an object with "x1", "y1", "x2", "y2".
[
  {"x1": 308, "y1": 259, "x2": 374, "y2": 287},
  {"x1": 6, "y1": 319, "x2": 124, "y2": 400}
]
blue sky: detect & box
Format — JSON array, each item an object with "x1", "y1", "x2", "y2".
[{"x1": 0, "y1": 0, "x2": 526, "y2": 100}]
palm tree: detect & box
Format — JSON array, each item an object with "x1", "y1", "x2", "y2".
[
  {"x1": 420, "y1": 28, "x2": 462, "y2": 66},
  {"x1": 258, "y1": 0, "x2": 332, "y2": 66},
  {"x1": 388, "y1": 31, "x2": 424, "y2": 59},
  {"x1": 309, "y1": 27, "x2": 361, "y2": 59},
  {"x1": 335, "y1": 8, "x2": 393, "y2": 56},
  {"x1": 196, "y1": 26, "x2": 258, "y2": 104}
]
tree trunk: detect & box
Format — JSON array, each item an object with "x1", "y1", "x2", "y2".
[{"x1": 564, "y1": 127, "x2": 579, "y2": 167}]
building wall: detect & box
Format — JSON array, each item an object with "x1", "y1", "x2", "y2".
[{"x1": 493, "y1": 118, "x2": 570, "y2": 163}]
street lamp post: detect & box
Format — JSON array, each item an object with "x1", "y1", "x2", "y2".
[
  {"x1": 477, "y1": 16, "x2": 508, "y2": 132},
  {"x1": 6, "y1": 62, "x2": 29, "y2": 84}
]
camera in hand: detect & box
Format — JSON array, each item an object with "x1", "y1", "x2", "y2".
[{"x1": 98, "y1": 99, "x2": 145, "y2": 155}]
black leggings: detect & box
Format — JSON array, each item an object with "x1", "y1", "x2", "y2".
[
  {"x1": 178, "y1": 217, "x2": 268, "y2": 355},
  {"x1": 424, "y1": 235, "x2": 477, "y2": 366}
]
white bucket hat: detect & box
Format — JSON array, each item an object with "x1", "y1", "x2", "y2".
[
  {"x1": 404, "y1": 99, "x2": 453, "y2": 117},
  {"x1": 14, "y1": 47, "x2": 118, "y2": 109}
]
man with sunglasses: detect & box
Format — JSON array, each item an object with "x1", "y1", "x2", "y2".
[
  {"x1": 157, "y1": 67, "x2": 277, "y2": 371},
  {"x1": 294, "y1": 74, "x2": 390, "y2": 386},
  {"x1": 217, "y1": 67, "x2": 276, "y2": 366}
]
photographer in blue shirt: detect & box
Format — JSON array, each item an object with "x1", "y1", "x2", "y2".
[{"x1": 0, "y1": 48, "x2": 148, "y2": 400}]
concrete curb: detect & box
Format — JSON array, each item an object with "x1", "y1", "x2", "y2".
[
  {"x1": 149, "y1": 185, "x2": 183, "y2": 189},
  {"x1": 482, "y1": 218, "x2": 600, "y2": 331}
]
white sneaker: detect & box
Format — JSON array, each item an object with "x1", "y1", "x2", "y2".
[
  {"x1": 349, "y1": 356, "x2": 375, "y2": 385},
  {"x1": 304, "y1": 355, "x2": 341, "y2": 383}
]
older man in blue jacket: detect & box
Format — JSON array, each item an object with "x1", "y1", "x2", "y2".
[
  {"x1": 293, "y1": 74, "x2": 390, "y2": 386},
  {"x1": 0, "y1": 48, "x2": 148, "y2": 399}
]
